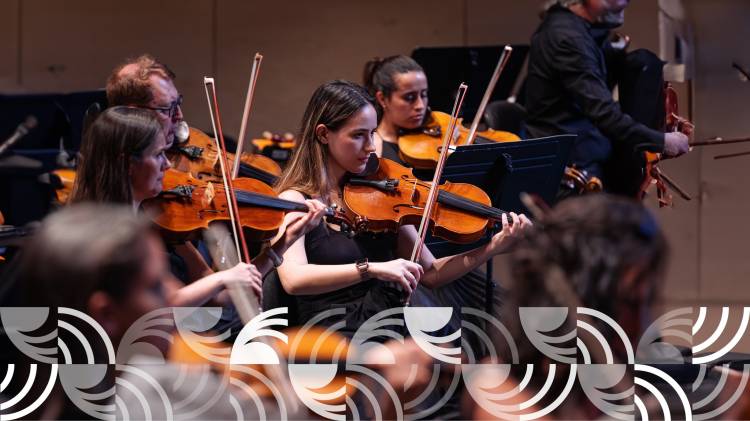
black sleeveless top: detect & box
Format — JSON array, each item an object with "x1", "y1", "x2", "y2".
[
  {"x1": 381, "y1": 140, "x2": 402, "y2": 163},
  {"x1": 294, "y1": 205, "x2": 406, "y2": 339}
]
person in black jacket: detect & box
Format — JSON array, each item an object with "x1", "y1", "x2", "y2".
[{"x1": 524, "y1": 0, "x2": 690, "y2": 194}]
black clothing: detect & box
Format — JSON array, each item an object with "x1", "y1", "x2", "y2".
[
  {"x1": 296, "y1": 218, "x2": 406, "y2": 339},
  {"x1": 524, "y1": 5, "x2": 665, "y2": 182},
  {"x1": 379, "y1": 136, "x2": 496, "y2": 355},
  {"x1": 606, "y1": 49, "x2": 668, "y2": 196},
  {"x1": 380, "y1": 140, "x2": 401, "y2": 163},
  {"x1": 381, "y1": 139, "x2": 434, "y2": 180}
]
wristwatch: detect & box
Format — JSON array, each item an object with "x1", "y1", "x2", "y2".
[{"x1": 355, "y1": 258, "x2": 370, "y2": 281}]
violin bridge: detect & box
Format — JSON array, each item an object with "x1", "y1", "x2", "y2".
[
  {"x1": 202, "y1": 182, "x2": 216, "y2": 207},
  {"x1": 409, "y1": 178, "x2": 419, "y2": 202}
]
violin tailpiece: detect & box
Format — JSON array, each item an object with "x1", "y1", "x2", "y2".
[
  {"x1": 160, "y1": 185, "x2": 194, "y2": 198},
  {"x1": 179, "y1": 145, "x2": 204, "y2": 159}
]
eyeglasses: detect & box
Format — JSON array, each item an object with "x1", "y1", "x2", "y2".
[{"x1": 143, "y1": 95, "x2": 183, "y2": 118}]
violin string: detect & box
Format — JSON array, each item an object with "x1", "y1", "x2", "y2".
[
  {"x1": 234, "y1": 189, "x2": 308, "y2": 212},
  {"x1": 238, "y1": 162, "x2": 278, "y2": 185},
  {"x1": 437, "y1": 190, "x2": 507, "y2": 220},
  {"x1": 402, "y1": 177, "x2": 506, "y2": 219}
]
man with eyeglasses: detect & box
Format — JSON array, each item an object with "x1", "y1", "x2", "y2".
[
  {"x1": 101, "y1": 55, "x2": 329, "y2": 326},
  {"x1": 106, "y1": 54, "x2": 184, "y2": 148}
]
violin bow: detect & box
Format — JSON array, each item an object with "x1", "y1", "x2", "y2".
[
  {"x1": 410, "y1": 83, "x2": 468, "y2": 263},
  {"x1": 689, "y1": 137, "x2": 750, "y2": 160},
  {"x1": 690, "y1": 137, "x2": 750, "y2": 147},
  {"x1": 715, "y1": 150, "x2": 750, "y2": 160},
  {"x1": 234, "y1": 53, "x2": 263, "y2": 179},
  {"x1": 464, "y1": 45, "x2": 512, "y2": 146},
  {"x1": 203, "y1": 77, "x2": 252, "y2": 264},
  {"x1": 203, "y1": 224, "x2": 300, "y2": 416},
  {"x1": 732, "y1": 62, "x2": 750, "y2": 82}
]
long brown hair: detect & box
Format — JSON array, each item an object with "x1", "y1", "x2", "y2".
[
  {"x1": 70, "y1": 106, "x2": 162, "y2": 205},
  {"x1": 275, "y1": 80, "x2": 375, "y2": 200}
]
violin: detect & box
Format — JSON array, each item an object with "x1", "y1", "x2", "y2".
[
  {"x1": 343, "y1": 157, "x2": 510, "y2": 244},
  {"x1": 562, "y1": 166, "x2": 603, "y2": 194},
  {"x1": 251, "y1": 131, "x2": 296, "y2": 165},
  {"x1": 170, "y1": 127, "x2": 282, "y2": 186},
  {"x1": 398, "y1": 47, "x2": 518, "y2": 170},
  {"x1": 50, "y1": 129, "x2": 283, "y2": 206},
  {"x1": 142, "y1": 169, "x2": 344, "y2": 242},
  {"x1": 397, "y1": 110, "x2": 520, "y2": 169},
  {"x1": 251, "y1": 131, "x2": 295, "y2": 152},
  {"x1": 638, "y1": 82, "x2": 695, "y2": 205},
  {"x1": 51, "y1": 168, "x2": 76, "y2": 204}
]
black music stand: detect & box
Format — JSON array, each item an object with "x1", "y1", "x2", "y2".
[
  {"x1": 426, "y1": 134, "x2": 575, "y2": 313},
  {"x1": 411, "y1": 45, "x2": 529, "y2": 122}
]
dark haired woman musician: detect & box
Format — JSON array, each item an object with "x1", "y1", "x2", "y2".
[
  {"x1": 362, "y1": 55, "x2": 429, "y2": 162},
  {"x1": 71, "y1": 106, "x2": 327, "y2": 308},
  {"x1": 364, "y1": 55, "x2": 518, "y2": 329},
  {"x1": 274, "y1": 80, "x2": 530, "y2": 338}
]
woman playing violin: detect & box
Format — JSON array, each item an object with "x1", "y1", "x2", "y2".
[
  {"x1": 364, "y1": 55, "x2": 520, "y2": 325},
  {"x1": 70, "y1": 106, "x2": 328, "y2": 309},
  {"x1": 363, "y1": 55, "x2": 429, "y2": 163},
  {"x1": 274, "y1": 80, "x2": 530, "y2": 338}
]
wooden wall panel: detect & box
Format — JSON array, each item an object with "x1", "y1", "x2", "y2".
[
  {"x1": 19, "y1": 0, "x2": 214, "y2": 129},
  {"x1": 0, "y1": 0, "x2": 20, "y2": 90},
  {"x1": 215, "y1": 0, "x2": 463, "y2": 142},
  {"x1": 465, "y1": 0, "x2": 542, "y2": 46},
  {"x1": 688, "y1": 0, "x2": 750, "y2": 302}
]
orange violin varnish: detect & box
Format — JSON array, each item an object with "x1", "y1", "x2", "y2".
[
  {"x1": 398, "y1": 111, "x2": 520, "y2": 169},
  {"x1": 52, "y1": 168, "x2": 77, "y2": 205},
  {"x1": 142, "y1": 169, "x2": 290, "y2": 242},
  {"x1": 170, "y1": 127, "x2": 281, "y2": 184},
  {"x1": 344, "y1": 158, "x2": 508, "y2": 244}
]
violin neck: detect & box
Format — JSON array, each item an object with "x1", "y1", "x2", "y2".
[
  {"x1": 436, "y1": 189, "x2": 507, "y2": 221},
  {"x1": 234, "y1": 189, "x2": 309, "y2": 212},
  {"x1": 237, "y1": 162, "x2": 279, "y2": 185}
]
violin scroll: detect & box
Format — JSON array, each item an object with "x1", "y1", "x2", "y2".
[{"x1": 561, "y1": 166, "x2": 603, "y2": 195}]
